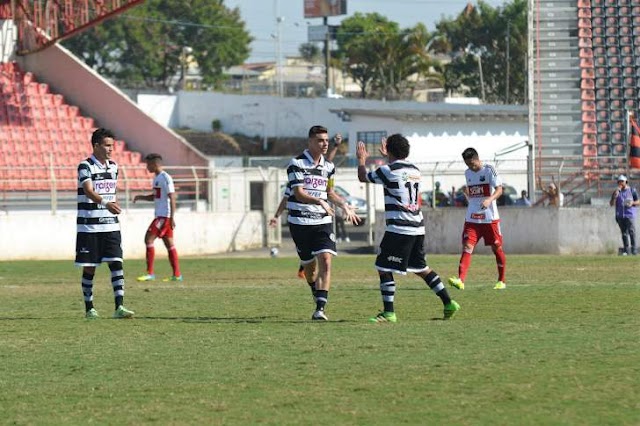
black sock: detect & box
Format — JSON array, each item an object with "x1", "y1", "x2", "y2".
[
  {"x1": 82, "y1": 271, "x2": 94, "y2": 312},
  {"x1": 308, "y1": 281, "x2": 316, "y2": 297},
  {"x1": 115, "y1": 296, "x2": 123, "y2": 309},
  {"x1": 379, "y1": 272, "x2": 395, "y2": 313},
  {"x1": 85, "y1": 301, "x2": 94, "y2": 312},
  {"x1": 315, "y1": 290, "x2": 328, "y2": 311},
  {"x1": 423, "y1": 271, "x2": 451, "y2": 305}
]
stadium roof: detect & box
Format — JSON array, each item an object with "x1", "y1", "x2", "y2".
[{"x1": 330, "y1": 103, "x2": 528, "y2": 122}]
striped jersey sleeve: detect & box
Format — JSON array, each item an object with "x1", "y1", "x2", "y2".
[{"x1": 368, "y1": 161, "x2": 425, "y2": 236}]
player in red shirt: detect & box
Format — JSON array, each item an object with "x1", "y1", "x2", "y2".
[{"x1": 448, "y1": 147, "x2": 507, "y2": 290}]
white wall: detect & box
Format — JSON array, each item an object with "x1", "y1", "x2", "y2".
[
  {"x1": 375, "y1": 207, "x2": 622, "y2": 255},
  {"x1": 0, "y1": 210, "x2": 264, "y2": 260}
]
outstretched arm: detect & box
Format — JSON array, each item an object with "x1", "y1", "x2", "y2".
[
  {"x1": 326, "y1": 134, "x2": 342, "y2": 162},
  {"x1": 356, "y1": 141, "x2": 369, "y2": 183}
]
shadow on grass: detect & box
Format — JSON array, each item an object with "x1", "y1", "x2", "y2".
[{"x1": 136, "y1": 316, "x2": 355, "y2": 324}]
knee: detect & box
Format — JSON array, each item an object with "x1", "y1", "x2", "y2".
[
  {"x1": 108, "y1": 261, "x2": 123, "y2": 271},
  {"x1": 83, "y1": 266, "x2": 96, "y2": 275},
  {"x1": 492, "y1": 244, "x2": 503, "y2": 254},
  {"x1": 463, "y1": 244, "x2": 474, "y2": 254},
  {"x1": 379, "y1": 271, "x2": 393, "y2": 282}
]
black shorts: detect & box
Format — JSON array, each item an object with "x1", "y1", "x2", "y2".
[
  {"x1": 289, "y1": 222, "x2": 337, "y2": 264},
  {"x1": 375, "y1": 232, "x2": 427, "y2": 275},
  {"x1": 75, "y1": 231, "x2": 123, "y2": 266}
]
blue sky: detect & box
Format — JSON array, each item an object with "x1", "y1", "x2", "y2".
[{"x1": 224, "y1": 0, "x2": 508, "y2": 63}]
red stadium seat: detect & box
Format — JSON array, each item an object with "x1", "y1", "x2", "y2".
[
  {"x1": 579, "y1": 48, "x2": 593, "y2": 58},
  {"x1": 581, "y1": 89, "x2": 596, "y2": 100},
  {"x1": 582, "y1": 100, "x2": 596, "y2": 111},
  {"x1": 579, "y1": 28, "x2": 593, "y2": 37},
  {"x1": 578, "y1": 8, "x2": 592, "y2": 18},
  {"x1": 583, "y1": 134, "x2": 597, "y2": 146},
  {"x1": 583, "y1": 122, "x2": 597, "y2": 134},
  {"x1": 578, "y1": 0, "x2": 591, "y2": 7},
  {"x1": 581, "y1": 68, "x2": 595, "y2": 79},
  {"x1": 581, "y1": 79, "x2": 595, "y2": 89},
  {"x1": 583, "y1": 145, "x2": 597, "y2": 157},
  {"x1": 580, "y1": 57, "x2": 595, "y2": 68},
  {"x1": 579, "y1": 37, "x2": 592, "y2": 48}
]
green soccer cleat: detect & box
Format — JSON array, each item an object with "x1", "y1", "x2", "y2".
[
  {"x1": 443, "y1": 300, "x2": 461, "y2": 320},
  {"x1": 162, "y1": 275, "x2": 183, "y2": 282},
  {"x1": 113, "y1": 305, "x2": 135, "y2": 319},
  {"x1": 494, "y1": 281, "x2": 506, "y2": 290},
  {"x1": 448, "y1": 276, "x2": 465, "y2": 290},
  {"x1": 369, "y1": 311, "x2": 397, "y2": 323},
  {"x1": 85, "y1": 308, "x2": 99, "y2": 319},
  {"x1": 136, "y1": 274, "x2": 155, "y2": 282}
]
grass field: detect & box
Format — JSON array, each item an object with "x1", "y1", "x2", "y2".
[{"x1": 0, "y1": 254, "x2": 639, "y2": 425}]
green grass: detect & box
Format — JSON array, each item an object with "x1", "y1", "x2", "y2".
[{"x1": 0, "y1": 255, "x2": 639, "y2": 425}]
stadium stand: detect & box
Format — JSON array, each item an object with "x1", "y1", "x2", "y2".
[{"x1": 0, "y1": 61, "x2": 147, "y2": 192}]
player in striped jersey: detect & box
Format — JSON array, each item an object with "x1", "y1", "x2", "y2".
[
  {"x1": 356, "y1": 134, "x2": 460, "y2": 322},
  {"x1": 448, "y1": 147, "x2": 507, "y2": 290},
  {"x1": 269, "y1": 134, "x2": 343, "y2": 280},
  {"x1": 133, "y1": 153, "x2": 182, "y2": 282},
  {"x1": 75, "y1": 128, "x2": 134, "y2": 319},
  {"x1": 286, "y1": 126, "x2": 360, "y2": 321}
]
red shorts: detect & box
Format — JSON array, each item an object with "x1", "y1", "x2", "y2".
[
  {"x1": 147, "y1": 217, "x2": 173, "y2": 239},
  {"x1": 462, "y1": 220, "x2": 503, "y2": 247}
]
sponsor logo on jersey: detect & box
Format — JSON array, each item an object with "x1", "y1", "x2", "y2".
[
  {"x1": 303, "y1": 176, "x2": 328, "y2": 188},
  {"x1": 94, "y1": 180, "x2": 117, "y2": 192},
  {"x1": 98, "y1": 217, "x2": 117, "y2": 224},
  {"x1": 468, "y1": 184, "x2": 490, "y2": 197},
  {"x1": 470, "y1": 212, "x2": 486, "y2": 220},
  {"x1": 480, "y1": 176, "x2": 486, "y2": 182}
]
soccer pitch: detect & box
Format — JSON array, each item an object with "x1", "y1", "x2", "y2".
[{"x1": 1, "y1": 255, "x2": 638, "y2": 425}]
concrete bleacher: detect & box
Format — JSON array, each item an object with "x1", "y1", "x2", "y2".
[
  {"x1": 532, "y1": 0, "x2": 640, "y2": 204},
  {"x1": 0, "y1": 61, "x2": 148, "y2": 192}
]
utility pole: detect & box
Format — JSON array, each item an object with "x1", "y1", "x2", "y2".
[
  {"x1": 506, "y1": 20, "x2": 511, "y2": 104},
  {"x1": 324, "y1": 16, "x2": 330, "y2": 95}
]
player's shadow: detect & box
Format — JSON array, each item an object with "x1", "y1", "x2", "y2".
[{"x1": 137, "y1": 315, "x2": 354, "y2": 324}]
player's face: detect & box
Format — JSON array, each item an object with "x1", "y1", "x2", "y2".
[
  {"x1": 93, "y1": 137, "x2": 115, "y2": 163},
  {"x1": 146, "y1": 160, "x2": 160, "y2": 173},
  {"x1": 464, "y1": 157, "x2": 482, "y2": 171},
  {"x1": 309, "y1": 132, "x2": 329, "y2": 156}
]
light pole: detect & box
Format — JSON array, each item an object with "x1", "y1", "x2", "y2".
[{"x1": 273, "y1": 0, "x2": 284, "y2": 97}]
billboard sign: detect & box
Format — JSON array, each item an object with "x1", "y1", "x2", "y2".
[{"x1": 304, "y1": 0, "x2": 347, "y2": 18}]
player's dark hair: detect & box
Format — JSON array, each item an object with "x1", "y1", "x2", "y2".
[
  {"x1": 308, "y1": 125, "x2": 328, "y2": 138},
  {"x1": 145, "y1": 153, "x2": 163, "y2": 162},
  {"x1": 386, "y1": 134, "x2": 410, "y2": 159},
  {"x1": 462, "y1": 147, "x2": 479, "y2": 161},
  {"x1": 91, "y1": 128, "x2": 115, "y2": 146}
]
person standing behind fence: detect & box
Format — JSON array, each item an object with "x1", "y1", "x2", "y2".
[
  {"x1": 75, "y1": 128, "x2": 134, "y2": 319},
  {"x1": 448, "y1": 147, "x2": 507, "y2": 291},
  {"x1": 286, "y1": 125, "x2": 360, "y2": 321},
  {"x1": 133, "y1": 153, "x2": 183, "y2": 282},
  {"x1": 609, "y1": 174, "x2": 638, "y2": 256}
]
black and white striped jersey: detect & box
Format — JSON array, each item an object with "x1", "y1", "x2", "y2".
[
  {"x1": 76, "y1": 155, "x2": 120, "y2": 233},
  {"x1": 366, "y1": 160, "x2": 425, "y2": 236},
  {"x1": 286, "y1": 149, "x2": 335, "y2": 226}
]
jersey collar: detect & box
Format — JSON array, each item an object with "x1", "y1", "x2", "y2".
[{"x1": 303, "y1": 149, "x2": 324, "y2": 166}]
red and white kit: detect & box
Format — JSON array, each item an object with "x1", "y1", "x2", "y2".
[{"x1": 147, "y1": 171, "x2": 175, "y2": 238}]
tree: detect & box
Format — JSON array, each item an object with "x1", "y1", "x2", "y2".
[
  {"x1": 336, "y1": 13, "x2": 442, "y2": 100},
  {"x1": 436, "y1": 0, "x2": 527, "y2": 104},
  {"x1": 299, "y1": 43, "x2": 321, "y2": 63},
  {"x1": 63, "y1": 0, "x2": 252, "y2": 90},
  {"x1": 335, "y1": 13, "x2": 398, "y2": 98}
]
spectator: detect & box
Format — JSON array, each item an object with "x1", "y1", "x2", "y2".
[
  {"x1": 515, "y1": 190, "x2": 532, "y2": 207},
  {"x1": 537, "y1": 176, "x2": 564, "y2": 207},
  {"x1": 609, "y1": 174, "x2": 638, "y2": 255}
]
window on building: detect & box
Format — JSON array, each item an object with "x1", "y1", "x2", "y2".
[{"x1": 356, "y1": 131, "x2": 388, "y2": 155}]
